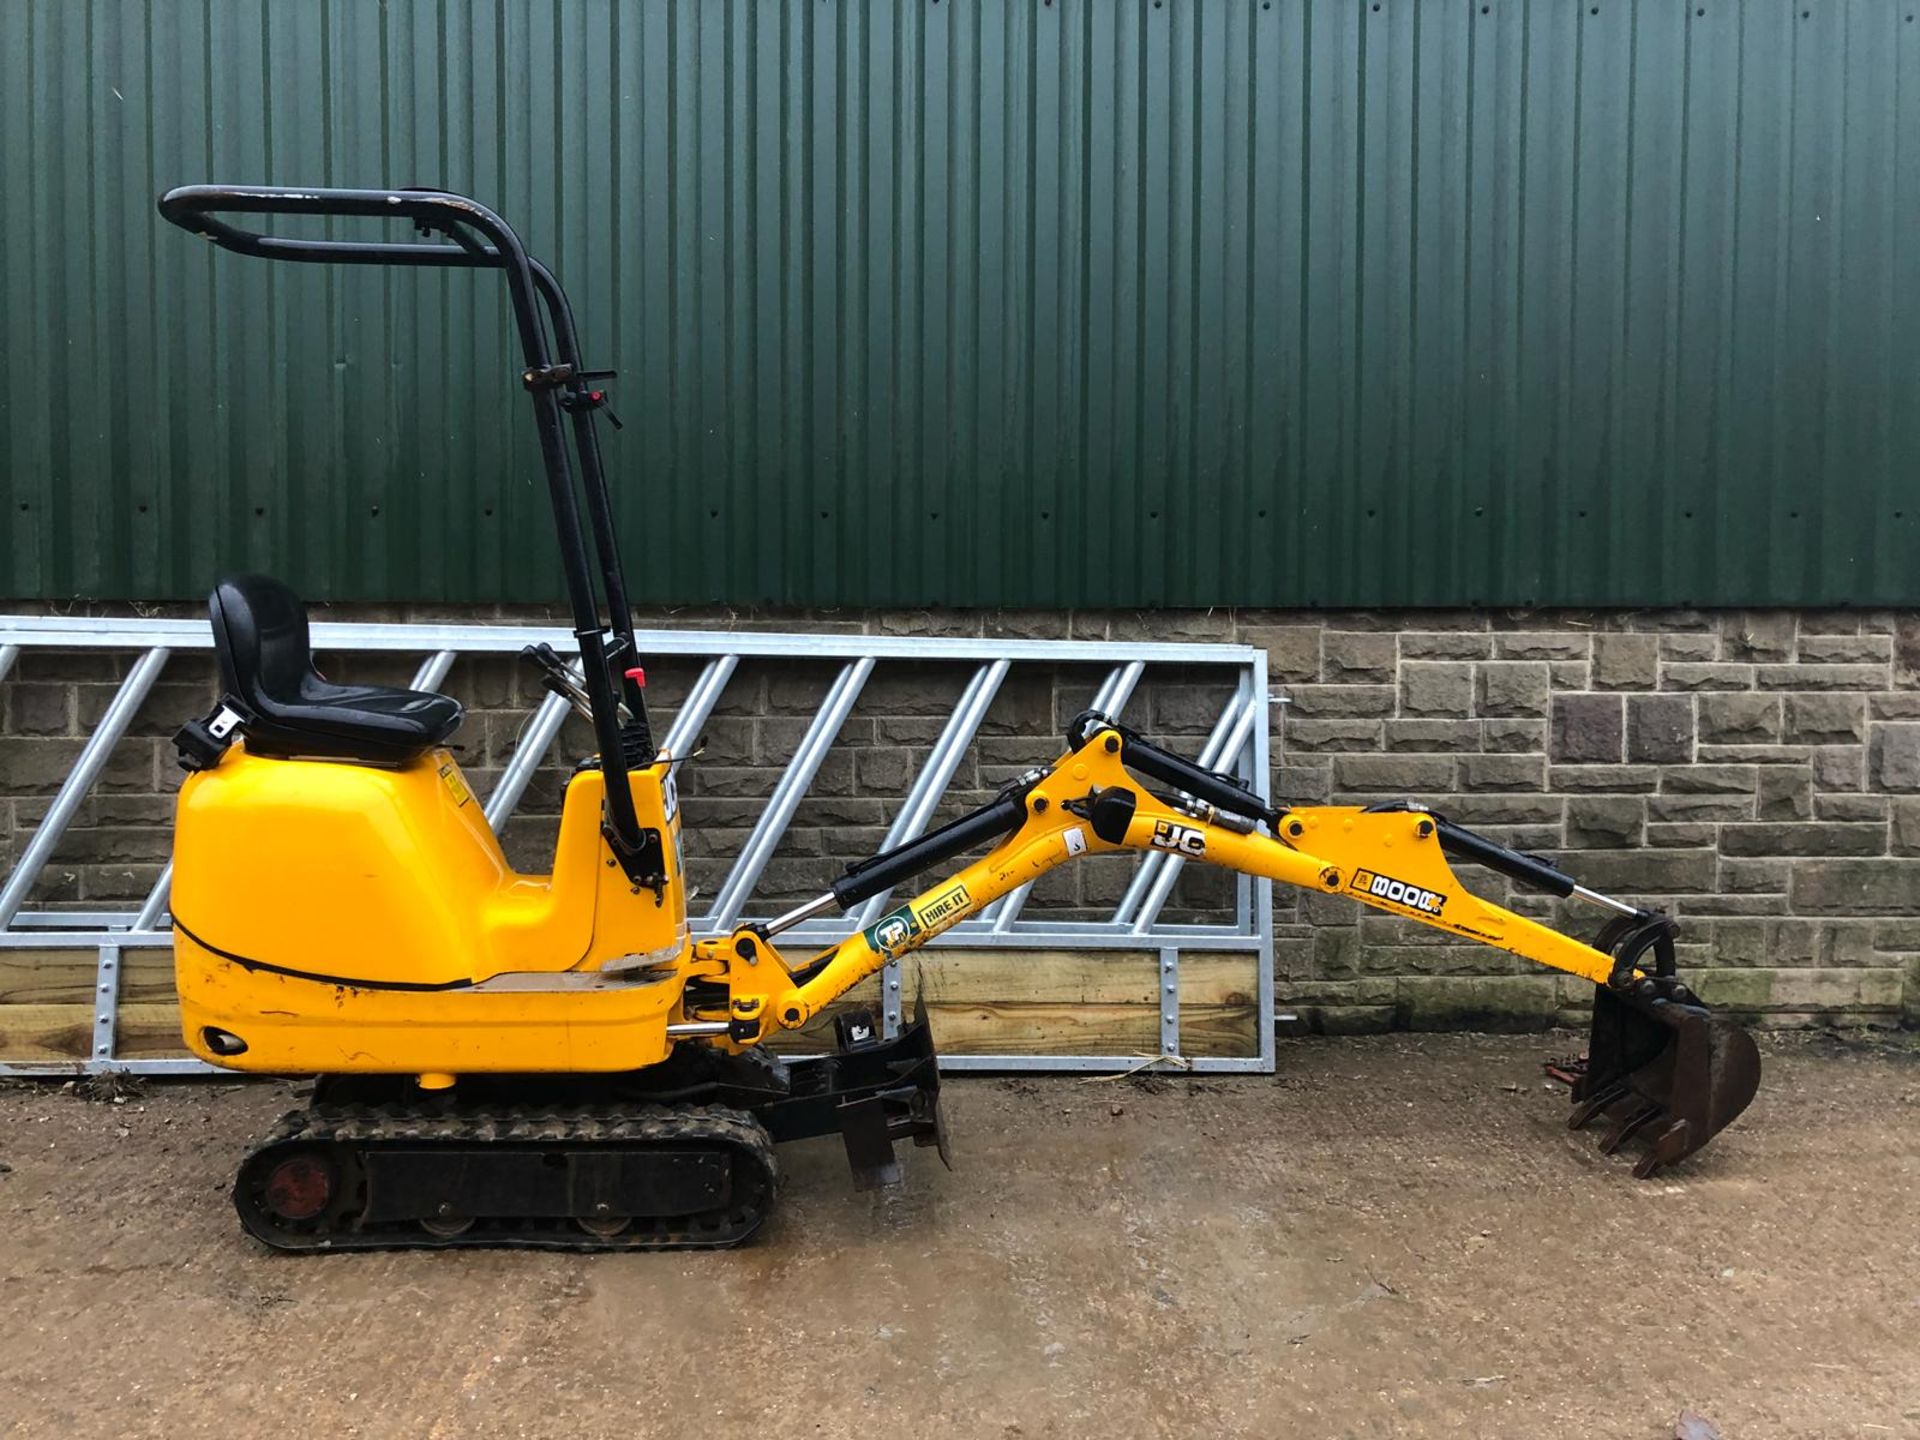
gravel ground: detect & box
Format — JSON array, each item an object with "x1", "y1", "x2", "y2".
[{"x1": 1, "y1": 1031, "x2": 1915, "y2": 1439}]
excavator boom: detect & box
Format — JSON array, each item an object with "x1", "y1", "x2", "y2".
[{"x1": 695, "y1": 711, "x2": 1761, "y2": 1182}]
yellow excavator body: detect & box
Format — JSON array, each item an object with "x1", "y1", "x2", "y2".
[{"x1": 172, "y1": 747, "x2": 690, "y2": 1076}]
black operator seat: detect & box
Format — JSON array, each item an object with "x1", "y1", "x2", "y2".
[{"x1": 207, "y1": 574, "x2": 464, "y2": 764}]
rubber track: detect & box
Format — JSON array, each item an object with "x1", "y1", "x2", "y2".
[{"x1": 234, "y1": 1101, "x2": 778, "y2": 1253}]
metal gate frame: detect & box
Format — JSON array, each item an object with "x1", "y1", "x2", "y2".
[{"x1": 0, "y1": 616, "x2": 1276, "y2": 1077}]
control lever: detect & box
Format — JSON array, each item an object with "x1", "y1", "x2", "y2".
[
  {"x1": 519, "y1": 644, "x2": 595, "y2": 722},
  {"x1": 559, "y1": 367, "x2": 624, "y2": 429}
]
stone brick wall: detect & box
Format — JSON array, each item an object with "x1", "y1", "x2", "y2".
[
  {"x1": 4, "y1": 601, "x2": 1916, "y2": 1030},
  {"x1": 1255, "y1": 608, "x2": 1920, "y2": 1033}
]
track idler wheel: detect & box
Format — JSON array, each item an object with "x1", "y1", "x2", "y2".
[
  {"x1": 260, "y1": 1148, "x2": 337, "y2": 1224},
  {"x1": 1570, "y1": 915, "x2": 1762, "y2": 1178}
]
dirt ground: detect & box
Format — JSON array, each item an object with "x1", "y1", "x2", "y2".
[{"x1": 0, "y1": 1033, "x2": 1915, "y2": 1440}]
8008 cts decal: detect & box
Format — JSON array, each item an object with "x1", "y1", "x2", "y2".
[{"x1": 1350, "y1": 868, "x2": 1446, "y2": 916}]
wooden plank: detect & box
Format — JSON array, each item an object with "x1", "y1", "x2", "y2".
[
  {"x1": 903, "y1": 949, "x2": 1257, "y2": 1006},
  {"x1": 919, "y1": 1001, "x2": 1160, "y2": 1055},
  {"x1": 767, "y1": 951, "x2": 1261, "y2": 1059},
  {"x1": 906, "y1": 949, "x2": 1261, "y2": 1060},
  {"x1": 110, "y1": 1005, "x2": 193, "y2": 1058},
  {"x1": 918, "y1": 998, "x2": 1253, "y2": 1058},
  {"x1": 0, "y1": 950, "x2": 175, "y2": 1006},
  {"x1": 0, "y1": 949, "x2": 1263, "y2": 1063},
  {"x1": 1178, "y1": 1004, "x2": 1260, "y2": 1058},
  {"x1": 908, "y1": 949, "x2": 1160, "y2": 1004},
  {"x1": 0, "y1": 1003, "x2": 190, "y2": 1062},
  {"x1": 1178, "y1": 953, "x2": 1260, "y2": 1058}
]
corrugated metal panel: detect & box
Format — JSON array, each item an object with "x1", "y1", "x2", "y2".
[{"x1": 1, "y1": 0, "x2": 1914, "y2": 608}]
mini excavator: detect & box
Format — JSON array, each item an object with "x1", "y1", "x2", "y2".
[{"x1": 157, "y1": 186, "x2": 1762, "y2": 1252}]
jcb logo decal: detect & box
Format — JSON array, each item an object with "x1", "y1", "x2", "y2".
[
  {"x1": 1150, "y1": 820, "x2": 1206, "y2": 856},
  {"x1": 1351, "y1": 868, "x2": 1446, "y2": 916}
]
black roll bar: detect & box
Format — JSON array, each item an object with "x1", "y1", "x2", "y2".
[{"x1": 156, "y1": 184, "x2": 655, "y2": 876}]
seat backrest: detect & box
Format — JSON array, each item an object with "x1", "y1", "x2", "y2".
[
  {"x1": 209, "y1": 573, "x2": 314, "y2": 708},
  {"x1": 198, "y1": 572, "x2": 464, "y2": 765}
]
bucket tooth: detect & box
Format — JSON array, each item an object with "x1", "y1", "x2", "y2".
[
  {"x1": 1598, "y1": 1099, "x2": 1663, "y2": 1155},
  {"x1": 1567, "y1": 1079, "x2": 1630, "y2": 1132},
  {"x1": 1632, "y1": 1120, "x2": 1695, "y2": 1180}
]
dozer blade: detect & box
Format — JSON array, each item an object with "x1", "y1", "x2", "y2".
[
  {"x1": 1570, "y1": 984, "x2": 1762, "y2": 1179},
  {"x1": 763, "y1": 1001, "x2": 949, "y2": 1191}
]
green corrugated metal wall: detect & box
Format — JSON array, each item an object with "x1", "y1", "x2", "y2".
[{"x1": 2, "y1": 0, "x2": 1915, "y2": 609}]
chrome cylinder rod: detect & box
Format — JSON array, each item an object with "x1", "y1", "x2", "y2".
[
  {"x1": 1572, "y1": 884, "x2": 1641, "y2": 918},
  {"x1": 763, "y1": 891, "x2": 839, "y2": 938}
]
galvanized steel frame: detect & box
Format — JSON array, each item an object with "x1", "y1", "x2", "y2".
[{"x1": 0, "y1": 616, "x2": 1275, "y2": 1077}]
